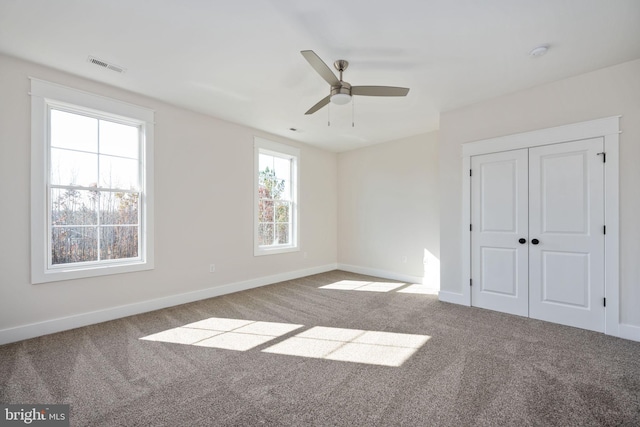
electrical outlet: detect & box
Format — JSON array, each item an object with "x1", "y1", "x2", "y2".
[{"x1": 209, "y1": 264, "x2": 216, "y2": 273}]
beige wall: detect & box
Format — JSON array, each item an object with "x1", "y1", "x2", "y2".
[
  {"x1": 0, "y1": 54, "x2": 337, "y2": 333},
  {"x1": 337, "y1": 133, "x2": 440, "y2": 285},
  {"x1": 439, "y1": 58, "x2": 640, "y2": 327}
]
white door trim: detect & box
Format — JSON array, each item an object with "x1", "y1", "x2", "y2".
[
  {"x1": 458, "y1": 116, "x2": 620, "y2": 337},
  {"x1": 461, "y1": 116, "x2": 620, "y2": 157}
]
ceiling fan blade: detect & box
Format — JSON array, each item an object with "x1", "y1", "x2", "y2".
[
  {"x1": 301, "y1": 50, "x2": 340, "y2": 87},
  {"x1": 351, "y1": 86, "x2": 410, "y2": 97},
  {"x1": 305, "y1": 95, "x2": 331, "y2": 115}
]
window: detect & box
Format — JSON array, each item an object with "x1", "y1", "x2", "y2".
[
  {"x1": 31, "y1": 79, "x2": 154, "y2": 283},
  {"x1": 254, "y1": 138, "x2": 299, "y2": 256}
]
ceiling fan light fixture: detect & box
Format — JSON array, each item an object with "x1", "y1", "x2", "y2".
[
  {"x1": 330, "y1": 93, "x2": 352, "y2": 105},
  {"x1": 330, "y1": 83, "x2": 352, "y2": 105}
]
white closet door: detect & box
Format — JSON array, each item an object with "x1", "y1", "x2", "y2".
[
  {"x1": 528, "y1": 138, "x2": 605, "y2": 332},
  {"x1": 471, "y1": 149, "x2": 529, "y2": 316}
]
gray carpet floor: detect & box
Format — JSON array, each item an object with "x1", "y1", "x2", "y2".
[{"x1": 1, "y1": 270, "x2": 639, "y2": 426}]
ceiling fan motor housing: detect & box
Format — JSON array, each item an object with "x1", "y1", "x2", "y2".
[{"x1": 331, "y1": 81, "x2": 351, "y2": 97}]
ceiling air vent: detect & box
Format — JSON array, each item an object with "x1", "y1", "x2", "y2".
[{"x1": 87, "y1": 56, "x2": 126, "y2": 73}]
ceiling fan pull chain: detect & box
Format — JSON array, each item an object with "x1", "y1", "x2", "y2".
[
  {"x1": 352, "y1": 96, "x2": 355, "y2": 127},
  {"x1": 328, "y1": 102, "x2": 331, "y2": 127}
]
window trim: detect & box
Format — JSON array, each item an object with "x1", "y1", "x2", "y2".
[
  {"x1": 30, "y1": 78, "x2": 154, "y2": 284},
  {"x1": 253, "y1": 137, "x2": 300, "y2": 256}
]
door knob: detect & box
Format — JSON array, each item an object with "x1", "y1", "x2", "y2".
[
  {"x1": 519, "y1": 238, "x2": 527, "y2": 244},
  {"x1": 531, "y1": 239, "x2": 540, "y2": 245}
]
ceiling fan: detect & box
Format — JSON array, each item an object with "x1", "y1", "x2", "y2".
[{"x1": 301, "y1": 50, "x2": 410, "y2": 115}]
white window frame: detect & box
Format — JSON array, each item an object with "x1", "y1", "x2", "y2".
[
  {"x1": 30, "y1": 78, "x2": 154, "y2": 284},
  {"x1": 254, "y1": 137, "x2": 300, "y2": 256}
]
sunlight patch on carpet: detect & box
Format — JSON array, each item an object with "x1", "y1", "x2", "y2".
[
  {"x1": 140, "y1": 318, "x2": 303, "y2": 350},
  {"x1": 397, "y1": 284, "x2": 439, "y2": 295},
  {"x1": 319, "y1": 280, "x2": 406, "y2": 292},
  {"x1": 262, "y1": 326, "x2": 430, "y2": 367},
  {"x1": 140, "y1": 319, "x2": 430, "y2": 367},
  {"x1": 320, "y1": 280, "x2": 438, "y2": 295},
  {"x1": 140, "y1": 327, "x2": 222, "y2": 345}
]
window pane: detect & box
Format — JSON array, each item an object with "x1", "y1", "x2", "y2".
[
  {"x1": 259, "y1": 200, "x2": 274, "y2": 222},
  {"x1": 274, "y1": 157, "x2": 291, "y2": 181},
  {"x1": 259, "y1": 169, "x2": 285, "y2": 200},
  {"x1": 51, "y1": 189, "x2": 98, "y2": 226},
  {"x1": 258, "y1": 182, "x2": 269, "y2": 200},
  {"x1": 280, "y1": 179, "x2": 292, "y2": 201},
  {"x1": 259, "y1": 154, "x2": 273, "y2": 173},
  {"x1": 270, "y1": 176, "x2": 285, "y2": 200},
  {"x1": 99, "y1": 120, "x2": 139, "y2": 158},
  {"x1": 51, "y1": 148, "x2": 98, "y2": 187},
  {"x1": 100, "y1": 226, "x2": 139, "y2": 260},
  {"x1": 100, "y1": 192, "x2": 139, "y2": 225},
  {"x1": 258, "y1": 223, "x2": 274, "y2": 246},
  {"x1": 51, "y1": 226, "x2": 98, "y2": 264},
  {"x1": 276, "y1": 223, "x2": 290, "y2": 244},
  {"x1": 99, "y1": 155, "x2": 139, "y2": 190},
  {"x1": 50, "y1": 109, "x2": 98, "y2": 152},
  {"x1": 275, "y1": 201, "x2": 290, "y2": 223}
]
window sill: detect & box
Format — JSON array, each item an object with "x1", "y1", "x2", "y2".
[
  {"x1": 32, "y1": 260, "x2": 153, "y2": 284},
  {"x1": 254, "y1": 246, "x2": 299, "y2": 257}
]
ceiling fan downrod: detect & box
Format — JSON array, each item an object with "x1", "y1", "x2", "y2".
[{"x1": 333, "y1": 60, "x2": 349, "y2": 81}]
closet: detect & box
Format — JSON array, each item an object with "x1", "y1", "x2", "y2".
[{"x1": 470, "y1": 137, "x2": 606, "y2": 331}]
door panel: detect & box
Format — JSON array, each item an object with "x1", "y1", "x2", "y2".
[
  {"x1": 471, "y1": 150, "x2": 528, "y2": 316},
  {"x1": 540, "y1": 154, "x2": 588, "y2": 234},
  {"x1": 481, "y1": 247, "x2": 517, "y2": 295},
  {"x1": 541, "y1": 251, "x2": 589, "y2": 307},
  {"x1": 479, "y1": 160, "x2": 518, "y2": 232},
  {"x1": 529, "y1": 138, "x2": 605, "y2": 332}
]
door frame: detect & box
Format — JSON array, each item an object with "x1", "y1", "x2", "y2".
[{"x1": 460, "y1": 116, "x2": 620, "y2": 337}]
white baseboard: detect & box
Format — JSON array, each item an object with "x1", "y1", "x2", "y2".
[
  {"x1": 336, "y1": 263, "x2": 433, "y2": 288},
  {"x1": 619, "y1": 323, "x2": 640, "y2": 342},
  {"x1": 438, "y1": 290, "x2": 470, "y2": 306},
  {"x1": 0, "y1": 263, "x2": 338, "y2": 346}
]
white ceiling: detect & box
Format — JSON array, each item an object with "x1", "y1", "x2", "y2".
[{"x1": 1, "y1": 1, "x2": 639, "y2": 152}]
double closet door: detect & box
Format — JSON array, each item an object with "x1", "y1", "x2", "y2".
[{"x1": 470, "y1": 138, "x2": 605, "y2": 332}]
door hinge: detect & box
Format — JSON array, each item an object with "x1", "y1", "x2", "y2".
[
  {"x1": 470, "y1": 224, "x2": 472, "y2": 231},
  {"x1": 603, "y1": 297, "x2": 606, "y2": 307},
  {"x1": 470, "y1": 169, "x2": 472, "y2": 176},
  {"x1": 597, "y1": 152, "x2": 606, "y2": 163},
  {"x1": 603, "y1": 225, "x2": 606, "y2": 235},
  {"x1": 470, "y1": 278, "x2": 473, "y2": 287}
]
